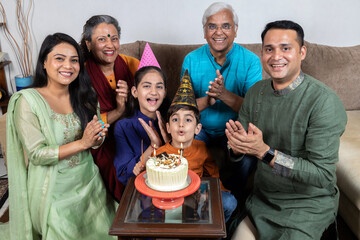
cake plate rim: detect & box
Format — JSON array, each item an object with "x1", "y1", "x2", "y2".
[{"x1": 134, "y1": 170, "x2": 201, "y2": 209}]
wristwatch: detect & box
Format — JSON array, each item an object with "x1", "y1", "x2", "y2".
[{"x1": 261, "y1": 147, "x2": 275, "y2": 164}]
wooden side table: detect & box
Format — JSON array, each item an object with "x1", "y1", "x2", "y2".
[{"x1": 109, "y1": 176, "x2": 226, "y2": 239}]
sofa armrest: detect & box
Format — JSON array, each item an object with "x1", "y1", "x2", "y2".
[{"x1": 336, "y1": 110, "x2": 360, "y2": 239}]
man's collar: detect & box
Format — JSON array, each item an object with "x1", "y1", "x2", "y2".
[
  {"x1": 207, "y1": 43, "x2": 235, "y2": 66},
  {"x1": 273, "y1": 71, "x2": 304, "y2": 96}
]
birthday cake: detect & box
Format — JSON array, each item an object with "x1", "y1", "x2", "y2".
[{"x1": 146, "y1": 153, "x2": 189, "y2": 191}]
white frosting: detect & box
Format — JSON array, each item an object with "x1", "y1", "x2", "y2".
[{"x1": 146, "y1": 153, "x2": 188, "y2": 191}]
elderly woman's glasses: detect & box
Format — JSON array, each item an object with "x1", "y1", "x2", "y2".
[{"x1": 205, "y1": 23, "x2": 233, "y2": 32}]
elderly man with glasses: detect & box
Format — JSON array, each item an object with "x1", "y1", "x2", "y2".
[{"x1": 180, "y1": 2, "x2": 262, "y2": 209}]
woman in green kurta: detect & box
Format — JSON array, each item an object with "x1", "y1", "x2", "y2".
[{"x1": 0, "y1": 33, "x2": 116, "y2": 240}]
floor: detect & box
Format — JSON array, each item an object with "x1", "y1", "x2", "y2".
[{"x1": 337, "y1": 215, "x2": 358, "y2": 240}]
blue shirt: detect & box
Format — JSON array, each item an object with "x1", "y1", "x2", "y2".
[
  {"x1": 181, "y1": 43, "x2": 262, "y2": 137},
  {"x1": 113, "y1": 110, "x2": 160, "y2": 185}
]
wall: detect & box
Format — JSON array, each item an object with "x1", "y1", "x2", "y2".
[{"x1": 1, "y1": 0, "x2": 360, "y2": 94}]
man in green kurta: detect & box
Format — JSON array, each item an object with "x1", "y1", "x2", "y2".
[{"x1": 225, "y1": 20, "x2": 347, "y2": 239}]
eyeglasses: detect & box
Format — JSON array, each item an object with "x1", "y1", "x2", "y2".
[{"x1": 205, "y1": 23, "x2": 233, "y2": 32}]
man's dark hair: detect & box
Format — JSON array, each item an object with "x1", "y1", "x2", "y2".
[
  {"x1": 261, "y1": 20, "x2": 304, "y2": 47},
  {"x1": 166, "y1": 104, "x2": 200, "y2": 124}
]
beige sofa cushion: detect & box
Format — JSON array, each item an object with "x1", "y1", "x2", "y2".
[
  {"x1": 336, "y1": 110, "x2": 360, "y2": 238},
  {"x1": 337, "y1": 110, "x2": 360, "y2": 206}
]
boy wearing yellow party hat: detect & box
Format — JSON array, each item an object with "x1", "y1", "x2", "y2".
[{"x1": 135, "y1": 70, "x2": 237, "y2": 222}]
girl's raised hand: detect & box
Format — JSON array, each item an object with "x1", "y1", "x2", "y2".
[
  {"x1": 138, "y1": 118, "x2": 162, "y2": 147},
  {"x1": 156, "y1": 110, "x2": 170, "y2": 143}
]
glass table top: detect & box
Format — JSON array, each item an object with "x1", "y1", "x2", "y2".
[{"x1": 125, "y1": 180, "x2": 212, "y2": 224}]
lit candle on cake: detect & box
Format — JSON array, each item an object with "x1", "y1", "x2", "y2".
[
  {"x1": 153, "y1": 144, "x2": 157, "y2": 156},
  {"x1": 178, "y1": 149, "x2": 181, "y2": 164},
  {"x1": 178, "y1": 142, "x2": 184, "y2": 164},
  {"x1": 180, "y1": 142, "x2": 184, "y2": 157}
]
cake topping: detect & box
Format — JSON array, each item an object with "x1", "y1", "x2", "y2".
[{"x1": 153, "y1": 153, "x2": 182, "y2": 169}]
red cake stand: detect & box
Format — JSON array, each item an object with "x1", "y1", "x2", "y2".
[{"x1": 135, "y1": 170, "x2": 201, "y2": 210}]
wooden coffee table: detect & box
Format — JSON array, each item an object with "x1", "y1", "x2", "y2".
[{"x1": 109, "y1": 176, "x2": 226, "y2": 239}]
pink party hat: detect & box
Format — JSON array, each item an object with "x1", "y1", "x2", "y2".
[{"x1": 137, "y1": 43, "x2": 161, "y2": 70}]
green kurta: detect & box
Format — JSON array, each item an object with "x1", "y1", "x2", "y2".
[
  {"x1": 233, "y1": 74, "x2": 347, "y2": 239},
  {"x1": 0, "y1": 89, "x2": 116, "y2": 240}
]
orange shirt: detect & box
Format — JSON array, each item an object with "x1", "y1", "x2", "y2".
[{"x1": 120, "y1": 54, "x2": 139, "y2": 77}]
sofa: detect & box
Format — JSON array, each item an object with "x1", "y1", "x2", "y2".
[
  {"x1": 118, "y1": 41, "x2": 360, "y2": 238},
  {"x1": 0, "y1": 40, "x2": 359, "y2": 237}
]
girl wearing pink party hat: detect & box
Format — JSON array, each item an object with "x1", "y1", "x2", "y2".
[{"x1": 113, "y1": 43, "x2": 169, "y2": 186}]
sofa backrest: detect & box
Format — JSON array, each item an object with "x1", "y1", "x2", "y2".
[
  {"x1": 120, "y1": 41, "x2": 201, "y2": 100},
  {"x1": 120, "y1": 41, "x2": 360, "y2": 111},
  {"x1": 302, "y1": 43, "x2": 360, "y2": 111}
]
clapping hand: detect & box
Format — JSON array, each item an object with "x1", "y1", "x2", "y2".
[
  {"x1": 81, "y1": 115, "x2": 109, "y2": 149},
  {"x1": 156, "y1": 111, "x2": 170, "y2": 143},
  {"x1": 115, "y1": 79, "x2": 128, "y2": 113},
  {"x1": 138, "y1": 118, "x2": 163, "y2": 148},
  {"x1": 225, "y1": 120, "x2": 268, "y2": 159},
  {"x1": 138, "y1": 111, "x2": 169, "y2": 146},
  {"x1": 206, "y1": 69, "x2": 226, "y2": 101},
  {"x1": 207, "y1": 95, "x2": 216, "y2": 106}
]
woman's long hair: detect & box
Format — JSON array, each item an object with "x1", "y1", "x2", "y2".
[
  {"x1": 32, "y1": 32, "x2": 98, "y2": 130},
  {"x1": 123, "y1": 66, "x2": 170, "y2": 119}
]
